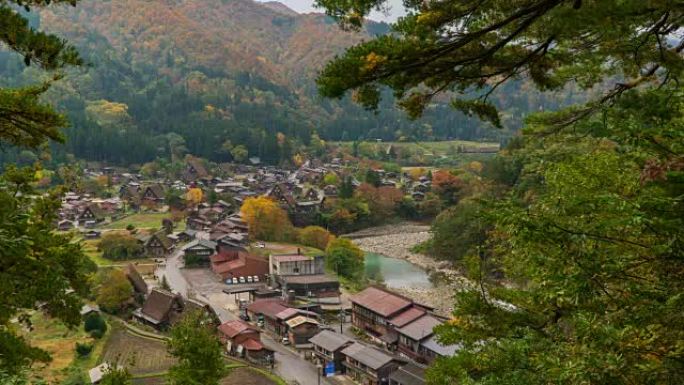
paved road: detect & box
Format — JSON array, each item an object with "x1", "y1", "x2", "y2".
[
  {"x1": 157, "y1": 249, "x2": 188, "y2": 297},
  {"x1": 157, "y1": 250, "x2": 331, "y2": 385}
]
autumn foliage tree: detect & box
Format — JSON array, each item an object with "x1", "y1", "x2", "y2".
[
  {"x1": 185, "y1": 186, "x2": 203, "y2": 207},
  {"x1": 432, "y1": 170, "x2": 465, "y2": 205},
  {"x1": 298, "y1": 226, "x2": 335, "y2": 250},
  {"x1": 240, "y1": 196, "x2": 293, "y2": 241},
  {"x1": 95, "y1": 269, "x2": 133, "y2": 314},
  {"x1": 355, "y1": 183, "x2": 403, "y2": 222}
]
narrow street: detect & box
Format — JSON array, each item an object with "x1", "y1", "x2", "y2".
[{"x1": 157, "y1": 250, "x2": 332, "y2": 385}]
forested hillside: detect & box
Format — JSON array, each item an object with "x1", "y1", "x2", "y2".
[{"x1": 0, "y1": 0, "x2": 583, "y2": 166}]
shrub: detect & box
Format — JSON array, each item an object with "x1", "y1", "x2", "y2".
[
  {"x1": 75, "y1": 342, "x2": 93, "y2": 357},
  {"x1": 89, "y1": 328, "x2": 105, "y2": 339},
  {"x1": 83, "y1": 312, "x2": 107, "y2": 334},
  {"x1": 126, "y1": 224, "x2": 135, "y2": 231},
  {"x1": 99, "y1": 232, "x2": 143, "y2": 260}
]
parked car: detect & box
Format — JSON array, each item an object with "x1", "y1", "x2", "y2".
[
  {"x1": 253, "y1": 275, "x2": 260, "y2": 282},
  {"x1": 281, "y1": 337, "x2": 290, "y2": 345},
  {"x1": 232, "y1": 278, "x2": 239, "y2": 284},
  {"x1": 225, "y1": 279, "x2": 232, "y2": 285},
  {"x1": 247, "y1": 276, "x2": 253, "y2": 283},
  {"x1": 239, "y1": 276, "x2": 246, "y2": 284}
]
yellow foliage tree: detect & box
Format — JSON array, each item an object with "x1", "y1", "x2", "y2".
[
  {"x1": 186, "y1": 187, "x2": 203, "y2": 206},
  {"x1": 466, "y1": 161, "x2": 484, "y2": 174},
  {"x1": 240, "y1": 196, "x2": 293, "y2": 242},
  {"x1": 96, "y1": 175, "x2": 109, "y2": 187},
  {"x1": 298, "y1": 226, "x2": 335, "y2": 250}
]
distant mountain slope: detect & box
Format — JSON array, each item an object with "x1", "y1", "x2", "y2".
[
  {"x1": 0, "y1": 0, "x2": 562, "y2": 166},
  {"x1": 40, "y1": 0, "x2": 371, "y2": 88}
]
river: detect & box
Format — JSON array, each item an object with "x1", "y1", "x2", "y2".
[{"x1": 364, "y1": 252, "x2": 433, "y2": 289}]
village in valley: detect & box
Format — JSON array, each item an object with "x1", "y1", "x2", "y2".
[{"x1": 38, "y1": 146, "x2": 480, "y2": 385}]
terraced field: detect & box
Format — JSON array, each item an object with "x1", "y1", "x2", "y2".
[{"x1": 102, "y1": 329, "x2": 175, "y2": 376}]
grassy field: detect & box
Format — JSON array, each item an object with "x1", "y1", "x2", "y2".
[
  {"x1": 104, "y1": 213, "x2": 184, "y2": 231},
  {"x1": 80, "y1": 238, "x2": 156, "y2": 267},
  {"x1": 20, "y1": 311, "x2": 110, "y2": 383},
  {"x1": 104, "y1": 328, "x2": 283, "y2": 385},
  {"x1": 332, "y1": 139, "x2": 499, "y2": 166}
]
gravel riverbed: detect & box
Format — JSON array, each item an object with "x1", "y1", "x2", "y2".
[{"x1": 346, "y1": 223, "x2": 474, "y2": 316}]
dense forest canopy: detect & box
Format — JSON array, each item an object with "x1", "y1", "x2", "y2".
[
  {"x1": 0, "y1": 0, "x2": 586, "y2": 167},
  {"x1": 316, "y1": 1, "x2": 684, "y2": 384}
]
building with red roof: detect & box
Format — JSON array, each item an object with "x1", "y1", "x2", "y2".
[
  {"x1": 217, "y1": 319, "x2": 273, "y2": 364},
  {"x1": 210, "y1": 250, "x2": 268, "y2": 281},
  {"x1": 350, "y1": 287, "x2": 431, "y2": 345}
]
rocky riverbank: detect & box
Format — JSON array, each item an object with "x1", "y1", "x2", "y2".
[{"x1": 346, "y1": 222, "x2": 473, "y2": 316}]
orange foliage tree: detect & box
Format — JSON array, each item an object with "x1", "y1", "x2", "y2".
[
  {"x1": 240, "y1": 196, "x2": 293, "y2": 241},
  {"x1": 355, "y1": 183, "x2": 404, "y2": 220},
  {"x1": 432, "y1": 170, "x2": 465, "y2": 204}
]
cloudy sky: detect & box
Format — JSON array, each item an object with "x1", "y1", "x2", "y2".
[{"x1": 257, "y1": 0, "x2": 406, "y2": 22}]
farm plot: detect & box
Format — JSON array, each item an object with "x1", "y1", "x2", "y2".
[
  {"x1": 221, "y1": 367, "x2": 281, "y2": 385},
  {"x1": 133, "y1": 368, "x2": 281, "y2": 385},
  {"x1": 102, "y1": 329, "x2": 175, "y2": 376}
]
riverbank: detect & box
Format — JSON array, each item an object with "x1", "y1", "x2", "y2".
[{"x1": 346, "y1": 223, "x2": 473, "y2": 316}]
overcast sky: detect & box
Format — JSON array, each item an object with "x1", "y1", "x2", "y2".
[{"x1": 257, "y1": 0, "x2": 406, "y2": 23}]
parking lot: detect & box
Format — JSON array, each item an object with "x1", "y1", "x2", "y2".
[{"x1": 181, "y1": 268, "x2": 256, "y2": 312}]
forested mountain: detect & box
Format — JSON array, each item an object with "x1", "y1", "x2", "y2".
[{"x1": 0, "y1": 0, "x2": 584, "y2": 165}]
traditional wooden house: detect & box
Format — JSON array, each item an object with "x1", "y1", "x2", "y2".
[
  {"x1": 323, "y1": 184, "x2": 338, "y2": 197},
  {"x1": 78, "y1": 204, "x2": 105, "y2": 226},
  {"x1": 388, "y1": 363, "x2": 427, "y2": 385},
  {"x1": 341, "y1": 343, "x2": 406, "y2": 385},
  {"x1": 351, "y1": 287, "x2": 430, "y2": 345},
  {"x1": 141, "y1": 184, "x2": 165, "y2": 204},
  {"x1": 301, "y1": 187, "x2": 321, "y2": 201},
  {"x1": 181, "y1": 239, "x2": 217, "y2": 266},
  {"x1": 186, "y1": 214, "x2": 212, "y2": 231},
  {"x1": 310, "y1": 330, "x2": 354, "y2": 375},
  {"x1": 133, "y1": 289, "x2": 184, "y2": 329},
  {"x1": 418, "y1": 334, "x2": 461, "y2": 363},
  {"x1": 58, "y1": 219, "x2": 75, "y2": 231},
  {"x1": 396, "y1": 315, "x2": 443, "y2": 362},
  {"x1": 125, "y1": 264, "x2": 149, "y2": 297},
  {"x1": 184, "y1": 157, "x2": 210, "y2": 182},
  {"x1": 267, "y1": 183, "x2": 296, "y2": 209},
  {"x1": 217, "y1": 320, "x2": 273, "y2": 364},
  {"x1": 285, "y1": 316, "x2": 320, "y2": 347},
  {"x1": 141, "y1": 231, "x2": 173, "y2": 257}
]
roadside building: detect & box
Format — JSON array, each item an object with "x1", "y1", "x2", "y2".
[
  {"x1": 210, "y1": 250, "x2": 269, "y2": 281},
  {"x1": 246, "y1": 300, "x2": 294, "y2": 336},
  {"x1": 351, "y1": 287, "x2": 418, "y2": 342},
  {"x1": 341, "y1": 343, "x2": 406, "y2": 385},
  {"x1": 269, "y1": 253, "x2": 325, "y2": 276},
  {"x1": 310, "y1": 330, "x2": 354, "y2": 375},
  {"x1": 278, "y1": 274, "x2": 341, "y2": 299},
  {"x1": 217, "y1": 319, "x2": 274, "y2": 364},
  {"x1": 395, "y1": 315, "x2": 443, "y2": 362},
  {"x1": 181, "y1": 239, "x2": 217, "y2": 266},
  {"x1": 388, "y1": 362, "x2": 426, "y2": 385},
  {"x1": 418, "y1": 335, "x2": 461, "y2": 364},
  {"x1": 285, "y1": 315, "x2": 320, "y2": 347}
]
